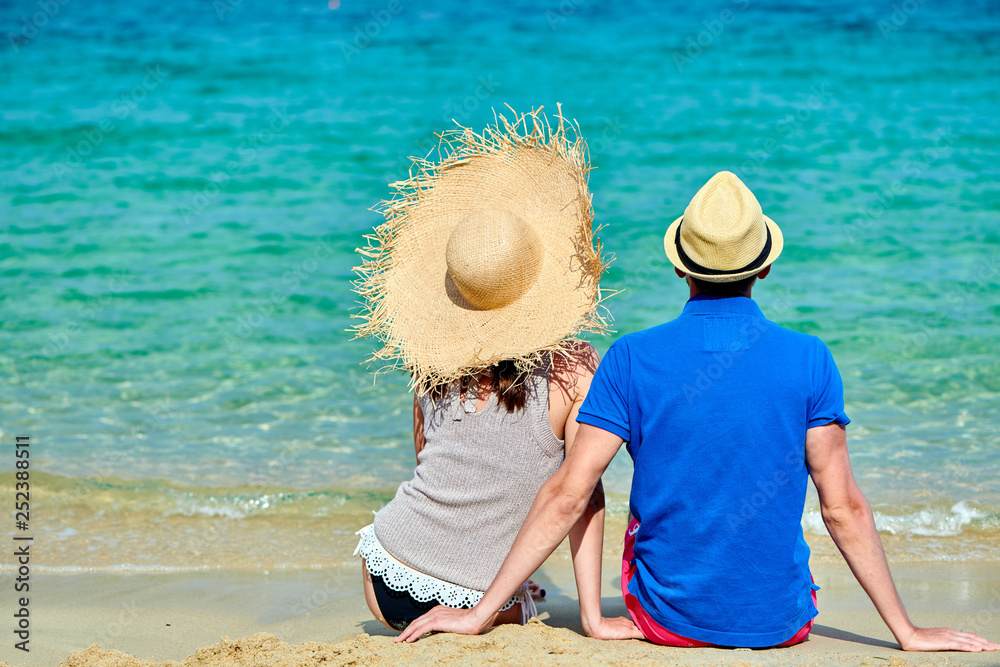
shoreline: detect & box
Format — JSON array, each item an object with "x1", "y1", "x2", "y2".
[
  {"x1": 5, "y1": 549, "x2": 999, "y2": 666},
  {"x1": 15, "y1": 470, "x2": 1000, "y2": 572}
]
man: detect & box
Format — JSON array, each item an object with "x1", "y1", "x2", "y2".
[{"x1": 397, "y1": 171, "x2": 998, "y2": 652}]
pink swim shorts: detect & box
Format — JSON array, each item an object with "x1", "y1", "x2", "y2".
[{"x1": 621, "y1": 517, "x2": 816, "y2": 648}]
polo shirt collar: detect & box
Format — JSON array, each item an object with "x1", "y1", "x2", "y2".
[{"x1": 681, "y1": 295, "x2": 766, "y2": 317}]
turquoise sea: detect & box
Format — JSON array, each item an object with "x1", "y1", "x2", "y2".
[{"x1": 1, "y1": 0, "x2": 998, "y2": 570}]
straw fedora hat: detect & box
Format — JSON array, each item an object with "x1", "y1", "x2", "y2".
[
  {"x1": 664, "y1": 171, "x2": 783, "y2": 283},
  {"x1": 352, "y1": 106, "x2": 611, "y2": 391}
]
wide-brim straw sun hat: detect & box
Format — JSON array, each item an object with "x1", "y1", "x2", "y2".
[
  {"x1": 664, "y1": 171, "x2": 783, "y2": 283},
  {"x1": 352, "y1": 105, "x2": 612, "y2": 391}
]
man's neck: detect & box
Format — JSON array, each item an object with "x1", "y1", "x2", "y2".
[{"x1": 687, "y1": 279, "x2": 753, "y2": 299}]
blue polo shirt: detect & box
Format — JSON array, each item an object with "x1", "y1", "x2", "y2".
[{"x1": 578, "y1": 295, "x2": 849, "y2": 647}]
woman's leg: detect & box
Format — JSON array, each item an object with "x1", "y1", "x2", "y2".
[
  {"x1": 364, "y1": 558, "x2": 524, "y2": 630},
  {"x1": 492, "y1": 603, "x2": 524, "y2": 626},
  {"x1": 361, "y1": 559, "x2": 393, "y2": 630}
]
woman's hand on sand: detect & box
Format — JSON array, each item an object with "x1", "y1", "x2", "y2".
[
  {"x1": 395, "y1": 605, "x2": 493, "y2": 643},
  {"x1": 583, "y1": 615, "x2": 645, "y2": 641},
  {"x1": 898, "y1": 626, "x2": 999, "y2": 652}
]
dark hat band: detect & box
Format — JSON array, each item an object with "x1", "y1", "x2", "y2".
[{"x1": 675, "y1": 219, "x2": 772, "y2": 277}]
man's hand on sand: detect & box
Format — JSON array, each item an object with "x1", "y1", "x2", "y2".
[
  {"x1": 394, "y1": 606, "x2": 644, "y2": 644},
  {"x1": 583, "y1": 615, "x2": 645, "y2": 640},
  {"x1": 395, "y1": 605, "x2": 493, "y2": 643},
  {"x1": 899, "y1": 626, "x2": 999, "y2": 652}
]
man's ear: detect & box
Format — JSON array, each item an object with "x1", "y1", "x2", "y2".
[
  {"x1": 674, "y1": 267, "x2": 686, "y2": 279},
  {"x1": 757, "y1": 265, "x2": 772, "y2": 280}
]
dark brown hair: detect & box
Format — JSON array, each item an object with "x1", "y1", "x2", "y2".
[{"x1": 427, "y1": 359, "x2": 533, "y2": 413}]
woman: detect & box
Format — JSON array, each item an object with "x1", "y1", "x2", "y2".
[{"x1": 351, "y1": 107, "x2": 632, "y2": 634}]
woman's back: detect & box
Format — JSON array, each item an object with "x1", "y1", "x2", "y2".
[{"x1": 372, "y1": 356, "x2": 563, "y2": 591}]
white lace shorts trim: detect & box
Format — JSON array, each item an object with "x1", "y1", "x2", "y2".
[{"x1": 354, "y1": 523, "x2": 537, "y2": 624}]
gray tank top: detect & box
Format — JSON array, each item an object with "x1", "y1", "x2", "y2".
[{"x1": 373, "y1": 355, "x2": 564, "y2": 591}]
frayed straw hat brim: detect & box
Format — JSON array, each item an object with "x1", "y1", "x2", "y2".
[{"x1": 352, "y1": 106, "x2": 612, "y2": 391}]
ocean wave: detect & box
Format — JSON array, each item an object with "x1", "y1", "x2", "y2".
[
  {"x1": 164, "y1": 491, "x2": 321, "y2": 519},
  {"x1": 802, "y1": 500, "x2": 995, "y2": 537},
  {"x1": 3, "y1": 470, "x2": 393, "y2": 522}
]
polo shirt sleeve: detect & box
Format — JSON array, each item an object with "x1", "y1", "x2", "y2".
[
  {"x1": 577, "y1": 338, "x2": 631, "y2": 442},
  {"x1": 808, "y1": 339, "x2": 851, "y2": 428}
]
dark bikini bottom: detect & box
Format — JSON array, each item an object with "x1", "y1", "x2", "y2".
[{"x1": 370, "y1": 572, "x2": 471, "y2": 631}]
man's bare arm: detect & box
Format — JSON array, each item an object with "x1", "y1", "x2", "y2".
[
  {"x1": 807, "y1": 423, "x2": 998, "y2": 652},
  {"x1": 395, "y1": 423, "x2": 625, "y2": 642}
]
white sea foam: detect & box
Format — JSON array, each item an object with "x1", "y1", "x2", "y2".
[
  {"x1": 163, "y1": 492, "x2": 303, "y2": 519},
  {"x1": 160, "y1": 490, "x2": 354, "y2": 520},
  {"x1": 167, "y1": 498, "x2": 249, "y2": 519},
  {"x1": 802, "y1": 500, "x2": 990, "y2": 537}
]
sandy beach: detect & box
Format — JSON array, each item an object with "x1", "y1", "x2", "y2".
[{"x1": 5, "y1": 521, "x2": 999, "y2": 667}]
